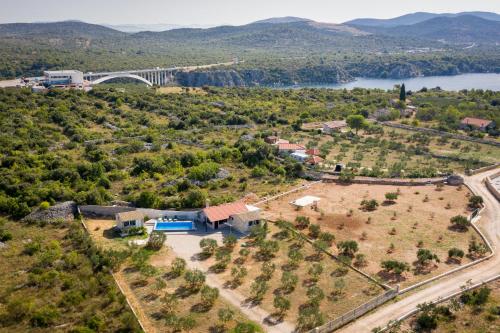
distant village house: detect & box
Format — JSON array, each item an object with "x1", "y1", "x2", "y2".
[
  {"x1": 323, "y1": 120, "x2": 347, "y2": 134},
  {"x1": 460, "y1": 117, "x2": 495, "y2": 132}
]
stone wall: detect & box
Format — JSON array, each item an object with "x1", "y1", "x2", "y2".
[
  {"x1": 308, "y1": 288, "x2": 399, "y2": 333},
  {"x1": 79, "y1": 205, "x2": 135, "y2": 218},
  {"x1": 322, "y1": 175, "x2": 446, "y2": 186},
  {"x1": 79, "y1": 205, "x2": 201, "y2": 221}
]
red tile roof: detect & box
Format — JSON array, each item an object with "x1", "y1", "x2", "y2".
[
  {"x1": 308, "y1": 156, "x2": 324, "y2": 165},
  {"x1": 203, "y1": 202, "x2": 248, "y2": 222},
  {"x1": 306, "y1": 149, "x2": 320, "y2": 156},
  {"x1": 277, "y1": 143, "x2": 306, "y2": 151},
  {"x1": 461, "y1": 117, "x2": 493, "y2": 128}
]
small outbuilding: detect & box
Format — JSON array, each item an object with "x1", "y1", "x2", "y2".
[
  {"x1": 290, "y1": 195, "x2": 321, "y2": 209},
  {"x1": 115, "y1": 210, "x2": 145, "y2": 231}
]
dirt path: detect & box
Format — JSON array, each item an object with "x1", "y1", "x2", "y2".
[
  {"x1": 166, "y1": 233, "x2": 295, "y2": 333},
  {"x1": 113, "y1": 271, "x2": 158, "y2": 333},
  {"x1": 341, "y1": 168, "x2": 500, "y2": 332}
]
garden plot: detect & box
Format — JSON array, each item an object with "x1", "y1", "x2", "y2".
[
  {"x1": 191, "y1": 222, "x2": 384, "y2": 331},
  {"x1": 261, "y1": 182, "x2": 488, "y2": 288}
]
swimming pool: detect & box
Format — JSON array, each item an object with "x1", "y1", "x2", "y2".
[{"x1": 154, "y1": 221, "x2": 195, "y2": 231}]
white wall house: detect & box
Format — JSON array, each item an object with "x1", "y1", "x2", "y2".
[
  {"x1": 202, "y1": 202, "x2": 261, "y2": 232},
  {"x1": 115, "y1": 210, "x2": 145, "y2": 231}
]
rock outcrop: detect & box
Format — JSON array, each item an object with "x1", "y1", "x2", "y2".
[{"x1": 22, "y1": 201, "x2": 77, "y2": 223}]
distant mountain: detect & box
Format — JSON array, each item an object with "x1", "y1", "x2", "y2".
[
  {"x1": 105, "y1": 23, "x2": 215, "y2": 33},
  {"x1": 252, "y1": 17, "x2": 311, "y2": 24},
  {"x1": 355, "y1": 15, "x2": 500, "y2": 44},
  {"x1": 0, "y1": 21, "x2": 124, "y2": 38},
  {"x1": 345, "y1": 11, "x2": 500, "y2": 27}
]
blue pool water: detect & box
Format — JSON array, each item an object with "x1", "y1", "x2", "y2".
[{"x1": 154, "y1": 221, "x2": 195, "y2": 231}]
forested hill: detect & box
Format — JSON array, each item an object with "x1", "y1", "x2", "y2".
[
  {"x1": 0, "y1": 21, "x2": 125, "y2": 38},
  {"x1": 0, "y1": 14, "x2": 499, "y2": 84},
  {"x1": 351, "y1": 15, "x2": 500, "y2": 44}
]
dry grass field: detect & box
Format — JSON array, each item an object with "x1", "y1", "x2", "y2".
[
  {"x1": 261, "y1": 182, "x2": 486, "y2": 288},
  {"x1": 194, "y1": 222, "x2": 384, "y2": 328},
  {"x1": 117, "y1": 249, "x2": 255, "y2": 333}
]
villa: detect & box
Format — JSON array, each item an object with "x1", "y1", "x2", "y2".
[{"x1": 202, "y1": 201, "x2": 261, "y2": 232}]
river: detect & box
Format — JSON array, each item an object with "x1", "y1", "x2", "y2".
[{"x1": 290, "y1": 73, "x2": 500, "y2": 91}]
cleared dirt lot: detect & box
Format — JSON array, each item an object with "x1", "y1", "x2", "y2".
[{"x1": 262, "y1": 182, "x2": 484, "y2": 288}]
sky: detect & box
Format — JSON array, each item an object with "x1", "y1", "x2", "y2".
[{"x1": 1, "y1": 0, "x2": 499, "y2": 25}]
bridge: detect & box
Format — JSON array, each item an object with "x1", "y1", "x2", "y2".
[
  {"x1": 83, "y1": 60, "x2": 239, "y2": 86},
  {"x1": 84, "y1": 68, "x2": 175, "y2": 86}
]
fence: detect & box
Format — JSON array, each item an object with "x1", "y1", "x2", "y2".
[
  {"x1": 381, "y1": 275, "x2": 500, "y2": 332},
  {"x1": 253, "y1": 181, "x2": 322, "y2": 206},
  {"x1": 466, "y1": 163, "x2": 500, "y2": 176},
  {"x1": 308, "y1": 288, "x2": 399, "y2": 333},
  {"x1": 485, "y1": 170, "x2": 500, "y2": 201},
  {"x1": 379, "y1": 121, "x2": 500, "y2": 147},
  {"x1": 322, "y1": 175, "x2": 446, "y2": 186}
]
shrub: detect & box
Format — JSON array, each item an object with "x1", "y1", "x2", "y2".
[
  {"x1": 0, "y1": 229, "x2": 13, "y2": 242},
  {"x1": 170, "y1": 258, "x2": 186, "y2": 278},
  {"x1": 416, "y1": 249, "x2": 440, "y2": 266},
  {"x1": 360, "y1": 199, "x2": 379, "y2": 211},
  {"x1": 308, "y1": 224, "x2": 321, "y2": 238},
  {"x1": 308, "y1": 263, "x2": 324, "y2": 283},
  {"x1": 250, "y1": 280, "x2": 268, "y2": 302},
  {"x1": 223, "y1": 234, "x2": 238, "y2": 249},
  {"x1": 447, "y1": 248, "x2": 464, "y2": 261},
  {"x1": 261, "y1": 262, "x2": 276, "y2": 281},
  {"x1": 30, "y1": 305, "x2": 60, "y2": 327},
  {"x1": 273, "y1": 295, "x2": 291, "y2": 318},
  {"x1": 381, "y1": 260, "x2": 410, "y2": 275},
  {"x1": 306, "y1": 285, "x2": 325, "y2": 306},
  {"x1": 384, "y1": 192, "x2": 398, "y2": 203},
  {"x1": 468, "y1": 195, "x2": 483, "y2": 209},
  {"x1": 295, "y1": 216, "x2": 310, "y2": 229},
  {"x1": 280, "y1": 271, "x2": 298, "y2": 293},
  {"x1": 39, "y1": 201, "x2": 50, "y2": 210},
  {"x1": 337, "y1": 240, "x2": 358, "y2": 257},
  {"x1": 199, "y1": 238, "x2": 218, "y2": 256},
  {"x1": 184, "y1": 269, "x2": 206, "y2": 291},
  {"x1": 450, "y1": 215, "x2": 470, "y2": 231},
  {"x1": 200, "y1": 285, "x2": 219, "y2": 308},
  {"x1": 460, "y1": 286, "x2": 491, "y2": 306},
  {"x1": 146, "y1": 231, "x2": 166, "y2": 251}
]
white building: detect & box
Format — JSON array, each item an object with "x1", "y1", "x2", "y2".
[
  {"x1": 115, "y1": 210, "x2": 145, "y2": 232},
  {"x1": 202, "y1": 201, "x2": 261, "y2": 232},
  {"x1": 290, "y1": 151, "x2": 310, "y2": 162},
  {"x1": 44, "y1": 70, "x2": 84, "y2": 87}
]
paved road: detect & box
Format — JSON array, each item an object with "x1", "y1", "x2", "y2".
[{"x1": 341, "y1": 168, "x2": 500, "y2": 332}]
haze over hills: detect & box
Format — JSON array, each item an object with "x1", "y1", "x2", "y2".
[
  {"x1": 351, "y1": 15, "x2": 500, "y2": 44},
  {"x1": 0, "y1": 12, "x2": 498, "y2": 84},
  {"x1": 345, "y1": 11, "x2": 500, "y2": 27}
]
